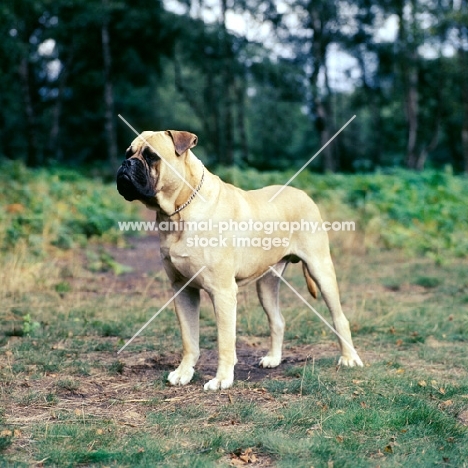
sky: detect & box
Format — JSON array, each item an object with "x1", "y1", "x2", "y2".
[
  {"x1": 163, "y1": 0, "x2": 458, "y2": 92},
  {"x1": 163, "y1": 0, "x2": 401, "y2": 92}
]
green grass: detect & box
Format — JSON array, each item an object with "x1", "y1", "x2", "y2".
[{"x1": 1, "y1": 252, "x2": 467, "y2": 466}]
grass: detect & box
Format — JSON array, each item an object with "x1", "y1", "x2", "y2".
[
  {"x1": 1, "y1": 250, "x2": 467, "y2": 467},
  {"x1": 0, "y1": 164, "x2": 467, "y2": 466}
]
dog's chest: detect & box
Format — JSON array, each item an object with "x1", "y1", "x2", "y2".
[{"x1": 160, "y1": 240, "x2": 193, "y2": 274}]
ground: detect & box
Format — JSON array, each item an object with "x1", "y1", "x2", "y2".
[{"x1": 1, "y1": 231, "x2": 468, "y2": 467}]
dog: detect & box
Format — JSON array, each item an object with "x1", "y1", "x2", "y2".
[{"x1": 116, "y1": 130, "x2": 363, "y2": 390}]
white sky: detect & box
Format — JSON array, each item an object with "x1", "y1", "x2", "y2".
[
  {"x1": 163, "y1": 0, "x2": 458, "y2": 92},
  {"x1": 163, "y1": 0, "x2": 401, "y2": 92}
]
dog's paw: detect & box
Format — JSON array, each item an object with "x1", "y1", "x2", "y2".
[
  {"x1": 259, "y1": 355, "x2": 282, "y2": 368},
  {"x1": 167, "y1": 366, "x2": 194, "y2": 386},
  {"x1": 203, "y1": 377, "x2": 233, "y2": 391},
  {"x1": 338, "y1": 354, "x2": 364, "y2": 367}
]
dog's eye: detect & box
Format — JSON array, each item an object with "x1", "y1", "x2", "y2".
[
  {"x1": 143, "y1": 147, "x2": 160, "y2": 162},
  {"x1": 125, "y1": 147, "x2": 133, "y2": 159}
]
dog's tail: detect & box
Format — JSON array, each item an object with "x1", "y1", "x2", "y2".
[{"x1": 302, "y1": 262, "x2": 318, "y2": 299}]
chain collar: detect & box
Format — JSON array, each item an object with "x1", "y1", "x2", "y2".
[{"x1": 167, "y1": 163, "x2": 205, "y2": 217}]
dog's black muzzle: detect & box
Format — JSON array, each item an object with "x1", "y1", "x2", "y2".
[{"x1": 116, "y1": 159, "x2": 156, "y2": 202}]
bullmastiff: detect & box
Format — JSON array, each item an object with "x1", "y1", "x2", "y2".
[{"x1": 116, "y1": 130, "x2": 363, "y2": 390}]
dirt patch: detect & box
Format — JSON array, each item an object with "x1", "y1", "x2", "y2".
[{"x1": 107, "y1": 235, "x2": 163, "y2": 277}]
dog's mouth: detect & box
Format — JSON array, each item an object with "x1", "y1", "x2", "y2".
[{"x1": 116, "y1": 160, "x2": 156, "y2": 202}]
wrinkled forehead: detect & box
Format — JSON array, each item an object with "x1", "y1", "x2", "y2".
[{"x1": 129, "y1": 131, "x2": 173, "y2": 153}]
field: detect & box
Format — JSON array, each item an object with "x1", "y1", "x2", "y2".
[{"x1": 0, "y1": 163, "x2": 467, "y2": 467}]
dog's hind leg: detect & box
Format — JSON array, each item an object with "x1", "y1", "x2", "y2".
[
  {"x1": 168, "y1": 285, "x2": 201, "y2": 386},
  {"x1": 257, "y1": 260, "x2": 289, "y2": 368},
  {"x1": 301, "y1": 249, "x2": 363, "y2": 367}
]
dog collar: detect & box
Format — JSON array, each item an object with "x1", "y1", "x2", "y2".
[{"x1": 167, "y1": 163, "x2": 205, "y2": 217}]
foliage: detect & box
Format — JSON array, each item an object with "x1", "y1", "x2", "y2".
[
  {"x1": 216, "y1": 166, "x2": 468, "y2": 258},
  {"x1": 0, "y1": 161, "x2": 139, "y2": 256},
  {"x1": 1, "y1": 0, "x2": 467, "y2": 171},
  {"x1": 0, "y1": 162, "x2": 466, "y2": 259}
]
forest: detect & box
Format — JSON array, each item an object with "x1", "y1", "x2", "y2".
[{"x1": 2, "y1": 0, "x2": 468, "y2": 173}]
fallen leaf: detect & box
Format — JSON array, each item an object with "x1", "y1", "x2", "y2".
[
  {"x1": 336, "y1": 435, "x2": 344, "y2": 443},
  {"x1": 396, "y1": 368, "x2": 405, "y2": 374},
  {"x1": 6, "y1": 203, "x2": 25, "y2": 213},
  {"x1": 396, "y1": 339, "x2": 403, "y2": 347},
  {"x1": 418, "y1": 380, "x2": 427, "y2": 387},
  {"x1": 13, "y1": 430, "x2": 21, "y2": 437},
  {"x1": 239, "y1": 448, "x2": 256, "y2": 463},
  {"x1": 74, "y1": 409, "x2": 81, "y2": 416},
  {"x1": 384, "y1": 445, "x2": 393, "y2": 453},
  {"x1": 439, "y1": 400, "x2": 453, "y2": 408},
  {"x1": 96, "y1": 429, "x2": 104, "y2": 435},
  {"x1": 125, "y1": 411, "x2": 143, "y2": 420},
  {"x1": 0, "y1": 430, "x2": 12, "y2": 437},
  {"x1": 306, "y1": 424, "x2": 321, "y2": 435},
  {"x1": 439, "y1": 388, "x2": 446, "y2": 395},
  {"x1": 230, "y1": 459, "x2": 246, "y2": 467},
  {"x1": 457, "y1": 410, "x2": 468, "y2": 426}
]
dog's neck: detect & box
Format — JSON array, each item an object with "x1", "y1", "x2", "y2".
[{"x1": 156, "y1": 153, "x2": 205, "y2": 219}]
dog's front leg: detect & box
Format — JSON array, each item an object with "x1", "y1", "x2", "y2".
[
  {"x1": 204, "y1": 287, "x2": 238, "y2": 391},
  {"x1": 167, "y1": 285, "x2": 200, "y2": 386}
]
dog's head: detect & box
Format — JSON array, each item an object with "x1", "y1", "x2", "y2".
[{"x1": 116, "y1": 130, "x2": 198, "y2": 205}]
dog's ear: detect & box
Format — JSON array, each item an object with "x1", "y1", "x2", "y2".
[{"x1": 166, "y1": 130, "x2": 198, "y2": 156}]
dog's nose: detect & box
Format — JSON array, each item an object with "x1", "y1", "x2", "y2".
[{"x1": 121, "y1": 159, "x2": 137, "y2": 169}]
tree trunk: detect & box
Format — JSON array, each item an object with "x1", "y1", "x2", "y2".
[
  {"x1": 220, "y1": 0, "x2": 234, "y2": 166},
  {"x1": 101, "y1": 0, "x2": 118, "y2": 168},
  {"x1": 415, "y1": 57, "x2": 442, "y2": 171},
  {"x1": 49, "y1": 51, "x2": 73, "y2": 161},
  {"x1": 397, "y1": 0, "x2": 420, "y2": 170},
  {"x1": 356, "y1": 48, "x2": 382, "y2": 167},
  {"x1": 235, "y1": 76, "x2": 249, "y2": 164},
  {"x1": 308, "y1": 5, "x2": 335, "y2": 172},
  {"x1": 460, "y1": 45, "x2": 468, "y2": 174},
  {"x1": 19, "y1": 57, "x2": 40, "y2": 166},
  {"x1": 404, "y1": 55, "x2": 419, "y2": 169}
]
